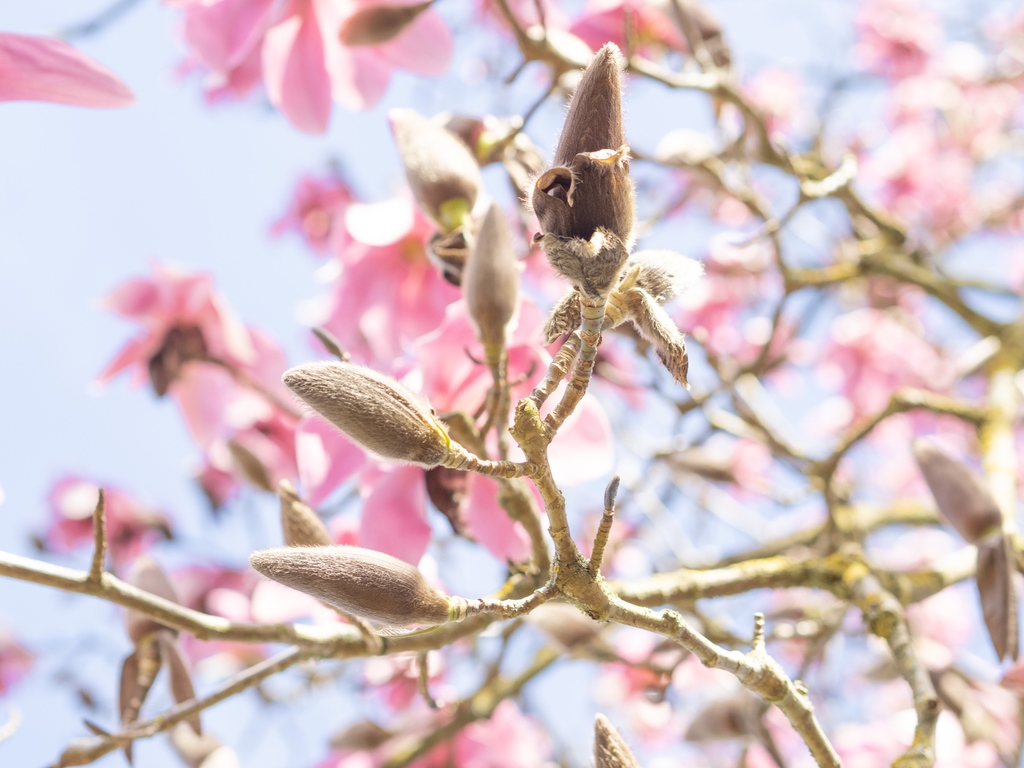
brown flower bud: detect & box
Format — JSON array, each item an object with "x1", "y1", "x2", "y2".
[
  {"x1": 912, "y1": 439, "x2": 1002, "y2": 542},
  {"x1": 390, "y1": 109, "x2": 481, "y2": 232},
  {"x1": 594, "y1": 714, "x2": 641, "y2": 768},
  {"x1": 279, "y1": 479, "x2": 332, "y2": 547},
  {"x1": 338, "y1": 1, "x2": 432, "y2": 46},
  {"x1": 531, "y1": 44, "x2": 634, "y2": 246},
  {"x1": 283, "y1": 361, "x2": 453, "y2": 467},
  {"x1": 249, "y1": 546, "x2": 455, "y2": 628},
  {"x1": 464, "y1": 203, "x2": 519, "y2": 349}
]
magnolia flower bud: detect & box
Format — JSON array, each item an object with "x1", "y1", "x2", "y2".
[
  {"x1": 249, "y1": 546, "x2": 456, "y2": 628},
  {"x1": 283, "y1": 361, "x2": 453, "y2": 467},
  {"x1": 338, "y1": 1, "x2": 432, "y2": 46},
  {"x1": 464, "y1": 203, "x2": 519, "y2": 349},
  {"x1": 390, "y1": 109, "x2": 481, "y2": 232},
  {"x1": 531, "y1": 43, "x2": 634, "y2": 246},
  {"x1": 912, "y1": 439, "x2": 1002, "y2": 542},
  {"x1": 278, "y1": 479, "x2": 332, "y2": 548},
  {"x1": 594, "y1": 714, "x2": 640, "y2": 768}
]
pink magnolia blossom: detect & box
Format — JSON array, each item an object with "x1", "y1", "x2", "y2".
[
  {"x1": 363, "y1": 652, "x2": 445, "y2": 713},
  {"x1": 175, "y1": 0, "x2": 452, "y2": 133},
  {"x1": 571, "y1": 1, "x2": 684, "y2": 55},
  {"x1": 860, "y1": 122, "x2": 976, "y2": 238},
  {"x1": 44, "y1": 477, "x2": 171, "y2": 570},
  {"x1": 173, "y1": 565, "x2": 268, "y2": 666},
  {"x1": 0, "y1": 32, "x2": 134, "y2": 107},
  {"x1": 744, "y1": 68, "x2": 805, "y2": 141},
  {"x1": 0, "y1": 628, "x2": 33, "y2": 694},
  {"x1": 817, "y1": 307, "x2": 954, "y2": 418},
  {"x1": 296, "y1": 415, "x2": 367, "y2": 507},
  {"x1": 455, "y1": 700, "x2": 556, "y2": 767},
  {"x1": 101, "y1": 264, "x2": 298, "y2": 497},
  {"x1": 320, "y1": 196, "x2": 460, "y2": 372},
  {"x1": 294, "y1": 299, "x2": 614, "y2": 565},
  {"x1": 272, "y1": 173, "x2": 355, "y2": 254},
  {"x1": 854, "y1": 0, "x2": 941, "y2": 80},
  {"x1": 675, "y1": 238, "x2": 783, "y2": 362},
  {"x1": 100, "y1": 263, "x2": 258, "y2": 389}
]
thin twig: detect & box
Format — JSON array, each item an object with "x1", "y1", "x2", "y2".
[{"x1": 88, "y1": 489, "x2": 106, "y2": 584}]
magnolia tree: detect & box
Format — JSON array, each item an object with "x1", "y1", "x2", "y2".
[{"x1": 3, "y1": 0, "x2": 1024, "y2": 766}]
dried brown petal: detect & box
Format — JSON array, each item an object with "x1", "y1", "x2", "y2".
[
  {"x1": 125, "y1": 556, "x2": 180, "y2": 644},
  {"x1": 662, "y1": 447, "x2": 737, "y2": 484},
  {"x1": 527, "y1": 602, "x2": 602, "y2": 651},
  {"x1": 425, "y1": 467, "x2": 469, "y2": 535},
  {"x1": 594, "y1": 714, "x2": 641, "y2": 768},
  {"x1": 684, "y1": 695, "x2": 762, "y2": 742},
  {"x1": 390, "y1": 109, "x2": 480, "y2": 231},
  {"x1": 250, "y1": 546, "x2": 454, "y2": 628},
  {"x1": 329, "y1": 720, "x2": 394, "y2": 751},
  {"x1": 912, "y1": 440, "x2": 1002, "y2": 543},
  {"x1": 157, "y1": 632, "x2": 201, "y2": 734},
  {"x1": 284, "y1": 361, "x2": 453, "y2": 467},
  {"x1": 676, "y1": 0, "x2": 731, "y2": 69},
  {"x1": 464, "y1": 203, "x2": 520, "y2": 348},
  {"x1": 976, "y1": 534, "x2": 1019, "y2": 660},
  {"x1": 338, "y1": 1, "x2": 432, "y2": 46},
  {"x1": 279, "y1": 479, "x2": 332, "y2": 547}
]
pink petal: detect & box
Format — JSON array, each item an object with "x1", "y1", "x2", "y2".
[
  {"x1": 169, "y1": 364, "x2": 240, "y2": 448},
  {"x1": 101, "y1": 277, "x2": 160, "y2": 319},
  {"x1": 376, "y1": 9, "x2": 452, "y2": 77},
  {"x1": 250, "y1": 580, "x2": 324, "y2": 623},
  {"x1": 296, "y1": 416, "x2": 366, "y2": 507},
  {"x1": 359, "y1": 465, "x2": 431, "y2": 564},
  {"x1": 329, "y1": 45, "x2": 393, "y2": 111},
  {"x1": 465, "y1": 476, "x2": 531, "y2": 563},
  {"x1": 97, "y1": 336, "x2": 160, "y2": 384},
  {"x1": 0, "y1": 32, "x2": 135, "y2": 107},
  {"x1": 547, "y1": 394, "x2": 615, "y2": 486},
  {"x1": 262, "y1": 4, "x2": 333, "y2": 134},
  {"x1": 183, "y1": 0, "x2": 277, "y2": 72}
]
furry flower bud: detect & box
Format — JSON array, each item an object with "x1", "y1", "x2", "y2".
[
  {"x1": 594, "y1": 714, "x2": 640, "y2": 768},
  {"x1": 284, "y1": 361, "x2": 453, "y2": 467},
  {"x1": 531, "y1": 43, "x2": 634, "y2": 246},
  {"x1": 464, "y1": 203, "x2": 519, "y2": 349},
  {"x1": 390, "y1": 109, "x2": 481, "y2": 232},
  {"x1": 250, "y1": 546, "x2": 455, "y2": 628},
  {"x1": 279, "y1": 479, "x2": 332, "y2": 547}
]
